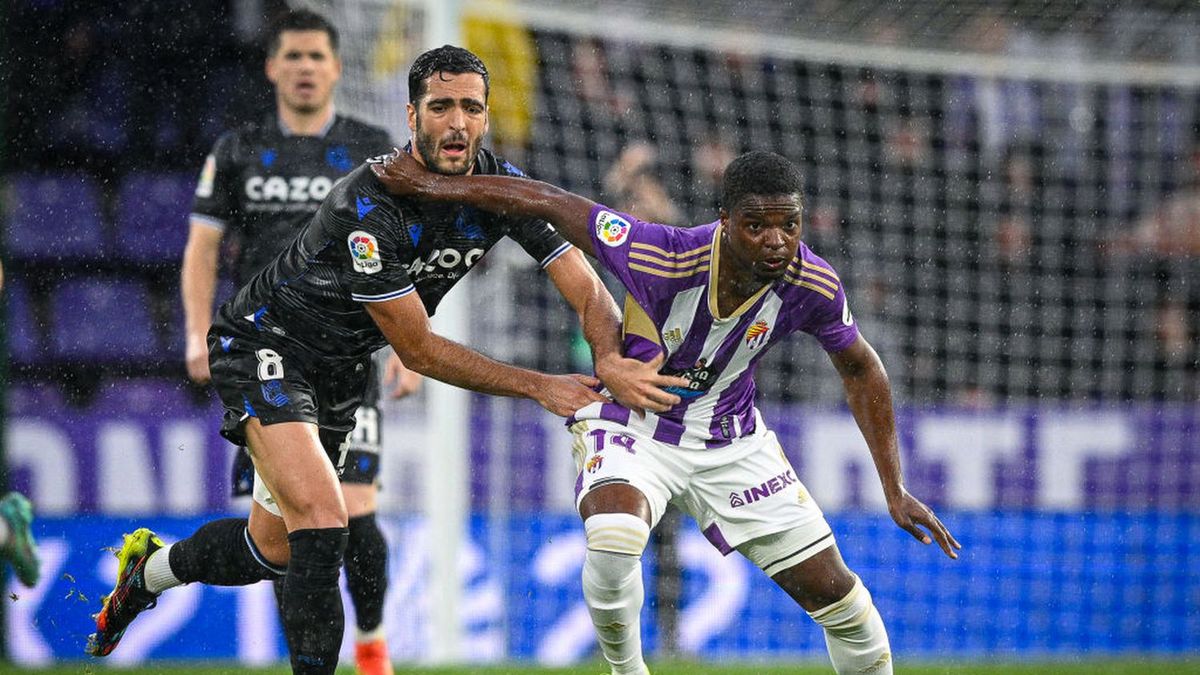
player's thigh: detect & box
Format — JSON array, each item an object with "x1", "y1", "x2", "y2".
[
  {"x1": 767, "y1": 543, "x2": 857, "y2": 612},
  {"x1": 571, "y1": 421, "x2": 683, "y2": 529},
  {"x1": 243, "y1": 417, "x2": 347, "y2": 531},
  {"x1": 247, "y1": 499, "x2": 291, "y2": 566},
  {"x1": 685, "y1": 429, "x2": 831, "y2": 558}
]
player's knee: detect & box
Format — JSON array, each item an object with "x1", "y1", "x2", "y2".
[
  {"x1": 281, "y1": 490, "x2": 348, "y2": 530},
  {"x1": 808, "y1": 575, "x2": 875, "y2": 638},
  {"x1": 584, "y1": 513, "x2": 650, "y2": 558},
  {"x1": 583, "y1": 513, "x2": 649, "y2": 597},
  {"x1": 286, "y1": 528, "x2": 349, "y2": 588}
]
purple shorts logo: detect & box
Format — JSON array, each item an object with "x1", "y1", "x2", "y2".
[{"x1": 730, "y1": 469, "x2": 797, "y2": 508}]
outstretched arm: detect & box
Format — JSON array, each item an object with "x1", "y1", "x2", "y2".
[
  {"x1": 829, "y1": 335, "x2": 961, "y2": 559},
  {"x1": 545, "y1": 248, "x2": 688, "y2": 415},
  {"x1": 366, "y1": 292, "x2": 607, "y2": 417},
  {"x1": 371, "y1": 150, "x2": 599, "y2": 256}
]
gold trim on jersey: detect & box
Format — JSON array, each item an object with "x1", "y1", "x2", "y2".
[
  {"x1": 782, "y1": 277, "x2": 837, "y2": 300},
  {"x1": 786, "y1": 269, "x2": 839, "y2": 290},
  {"x1": 707, "y1": 224, "x2": 773, "y2": 321},
  {"x1": 630, "y1": 240, "x2": 711, "y2": 260},
  {"x1": 628, "y1": 250, "x2": 713, "y2": 268},
  {"x1": 622, "y1": 294, "x2": 662, "y2": 345},
  {"x1": 628, "y1": 262, "x2": 711, "y2": 278},
  {"x1": 795, "y1": 259, "x2": 839, "y2": 281}
]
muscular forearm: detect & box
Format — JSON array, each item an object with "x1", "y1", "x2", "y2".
[
  {"x1": 575, "y1": 278, "x2": 623, "y2": 365},
  {"x1": 373, "y1": 158, "x2": 597, "y2": 253},
  {"x1": 180, "y1": 241, "x2": 219, "y2": 337},
  {"x1": 391, "y1": 330, "x2": 544, "y2": 400},
  {"x1": 841, "y1": 359, "x2": 905, "y2": 499}
]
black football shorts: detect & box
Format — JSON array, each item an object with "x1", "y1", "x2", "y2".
[{"x1": 208, "y1": 326, "x2": 379, "y2": 491}]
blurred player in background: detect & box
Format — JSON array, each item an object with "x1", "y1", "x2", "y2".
[
  {"x1": 374, "y1": 149, "x2": 962, "y2": 675},
  {"x1": 0, "y1": 263, "x2": 43, "y2": 590},
  {"x1": 177, "y1": 10, "x2": 412, "y2": 674},
  {"x1": 89, "y1": 45, "x2": 680, "y2": 674},
  {"x1": 0, "y1": 492, "x2": 39, "y2": 589}
]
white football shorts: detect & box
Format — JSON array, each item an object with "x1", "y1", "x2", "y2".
[{"x1": 570, "y1": 414, "x2": 834, "y2": 573}]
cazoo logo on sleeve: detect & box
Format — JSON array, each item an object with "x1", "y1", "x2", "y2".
[{"x1": 244, "y1": 175, "x2": 334, "y2": 203}]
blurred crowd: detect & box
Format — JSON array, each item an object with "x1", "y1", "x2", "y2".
[{"x1": 2, "y1": 1, "x2": 1198, "y2": 403}]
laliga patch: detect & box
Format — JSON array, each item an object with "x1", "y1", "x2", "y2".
[
  {"x1": 348, "y1": 230, "x2": 383, "y2": 274},
  {"x1": 195, "y1": 154, "x2": 216, "y2": 198},
  {"x1": 595, "y1": 210, "x2": 631, "y2": 247}
]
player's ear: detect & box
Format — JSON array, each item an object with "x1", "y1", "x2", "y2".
[
  {"x1": 718, "y1": 207, "x2": 729, "y2": 229},
  {"x1": 265, "y1": 54, "x2": 279, "y2": 85},
  {"x1": 406, "y1": 102, "x2": 417, "y2": 133}
]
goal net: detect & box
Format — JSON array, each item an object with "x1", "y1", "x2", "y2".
[{"x1": 295, "y1": 0, "x2": 1200, "y2": 665}]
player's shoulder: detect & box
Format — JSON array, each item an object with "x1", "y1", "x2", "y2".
[
  {"x1": 208, "y1": 117, "x2": 275, "y2": 158},
  {"x1": 474, "y1": 147, "x2": 529, "y2": 178},
  {"x1": 321, "y1": 161, "x2": 401, "y2": 222},
  {"x1": 780, "y1": 242, "x2": 845, "y2": 303}
]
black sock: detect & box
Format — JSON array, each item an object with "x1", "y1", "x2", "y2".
[
  {"x1": 345, "y1": 513, "x2": 389, "y2": 634},
  {"x1": 281, "y1": 527, "x2": 348, "y2": 675},
  {"x1": 168, "y1": 518, "x2": 285, "y2": 586},
  {"x1": 271, "y1": 576, "x2": 287, "y2": 631}
]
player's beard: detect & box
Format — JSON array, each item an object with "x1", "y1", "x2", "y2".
[{"x1": 414, "y1": 123, "x2": 477, "y2": 175}]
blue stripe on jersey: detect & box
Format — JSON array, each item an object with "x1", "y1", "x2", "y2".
[
  {"x1": 540, "y1": 241, "x2": 572, "y2": 268},
  {"x1": 351, "y1": 285, "x2": 416, "y2": 303}
]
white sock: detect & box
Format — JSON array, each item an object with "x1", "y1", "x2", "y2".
[
  {"x1": 143, "y1": 544, "x2": 184, "y2": 594},
  {"x1": 356, "y1": 625, "x2": 386, "y2": 643},
  {"x1": 582, "y1": 513, "x2": 651, "y2": 675},
  {"x1": 807, "y1": 576, "x2": 892, "y2": 675}
]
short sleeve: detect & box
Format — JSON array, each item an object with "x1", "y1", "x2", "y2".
[
  {"x1": 496, "y1": 160, "x2": 571, "y2": 268},
  {"x1": 326, "y1": 174, "x2": 416, "y2": 304},
  {"x1": 190, "y1": 133, "x2": 237, "y2": 231},
  {"x1": 794, "y1": 255, "x2": 859, "y2": 352},
  {"x1": 585, "y1": 203, "x2": 689, "y2": 308}
]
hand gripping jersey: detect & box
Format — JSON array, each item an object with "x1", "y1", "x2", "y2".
[
  {"x1": 572, "y1": 205, "x2": 859, "y2": 449},
  {"x1": 191, "y1": 114, "x2": 393, "y2": 286},
  {"x1": 211, "y1": 147, "x2": 571, "y2": 364}
]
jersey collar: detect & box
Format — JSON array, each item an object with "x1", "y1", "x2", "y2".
[
  {"x1": 707, "y1": 224, "x2": 772, "y2": 322},
  {"x1": 277, "y1": 108, "x2": 337, "y2": 138}
]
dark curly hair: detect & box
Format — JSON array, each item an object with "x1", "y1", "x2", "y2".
[
  {"x1": 721, "y1": 151, "x2": 804, "y2": 212},
  {"x1": 408, "y1": 45, "x2": 490, "y2": 103}
]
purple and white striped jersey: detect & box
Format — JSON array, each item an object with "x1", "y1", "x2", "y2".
[{"x1": 571, "y1": 204, "x2": 858, "y2": 449}]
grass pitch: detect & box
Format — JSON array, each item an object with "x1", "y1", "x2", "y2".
[{"x1": 2, "y1": 659, "x2": 1197, "y2": 674}]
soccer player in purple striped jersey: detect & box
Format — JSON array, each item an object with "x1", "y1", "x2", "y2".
[{"x1": 374, "y1": 149, "x2": 961, "y2": 675}]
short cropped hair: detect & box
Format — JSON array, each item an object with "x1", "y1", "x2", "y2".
[
  {"x1": 721, "y1": 151, "x2": 805, "y2": 212},
  {"x1": 408, "y1": 45, "x2": 490, "y2": 103},
  {"x1": 267, "y1": 9, "x2": 339, "y2": 56}
]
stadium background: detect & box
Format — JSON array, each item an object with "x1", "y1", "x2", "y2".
[{"x1": 1, "y1": 0, "x2": 1198, "y2": 670}]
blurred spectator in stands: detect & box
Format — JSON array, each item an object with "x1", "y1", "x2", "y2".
[
  {"x1": 603, "y1": 142, "x2": 683, "y2": 225},
  {"x1": 944, "y1": 12, "x2": 1039, "y2": 165},
  {"x1": 1152, "y1": 299, "x2": 1199, "y2": 400},
  {"x1": 573, "y1": 38, "x2": 632, "y2": 119},
  {"x1": 1121, "y1": 147, "x2": 1200, "y2": 258},
  {"x1": 688, "y1": 133, "x2": 736, "y2": 221}
]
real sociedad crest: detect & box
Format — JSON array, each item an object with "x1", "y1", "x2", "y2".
[{"x1": 744, "y1": 319, "x2": 770, "y2": 350}]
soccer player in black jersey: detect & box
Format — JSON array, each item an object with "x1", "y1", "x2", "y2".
[
  {"x1": 89, "y1": 45, "x2": 684, "y2": 675},
  {"x1": 177, "y1": 11, "x2": 406, "y2": 674}
]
